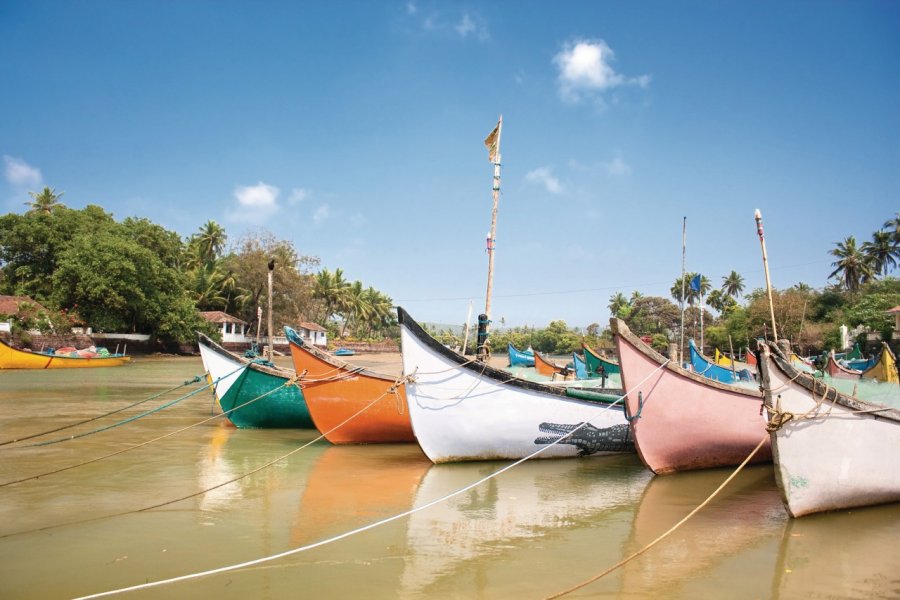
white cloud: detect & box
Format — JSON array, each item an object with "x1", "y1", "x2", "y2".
[
  {"x1": 406, "y1": 1, "x2": 417, "y2": 15},
  {"x1": 312, "y1": 204, "x2": 330, "y2": 225},
  {"x1": 525, "y1": 167, "x2": 563, "y2": 194},
  {"x1": 455, "y1": 13, "x2": 489, "y2": 41},
  {"x1": 3, "y1": 155, "x2": 43, "y2": 188},
  {"x1": 288, "y1": 187, "x2": 309, "y2": 204},
  {"x1": 235, "y1": 181, "x2": 280, "y2": 209},
  {"x1": 604, "y1": 153, "x2": 632, "y2": 176},
  {"x1": 554, "y1": 39, "x2": 650, "y2": 104}
]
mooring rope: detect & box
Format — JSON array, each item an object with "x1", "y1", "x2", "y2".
[
  {"x1": 545, "y1": 435, "x2": 770, "y2": 599},
  {"x1": 0, "y1": 375, "x2": 207, "y2": 448},
  {"x1": 72, "y1": 362, "x2": 672, "y2": 599},
  {"x1": 8, "y1": 364, "x2": 245, "y2": 450},
  {"x1": 0, "y1": 366, "x2": 260, "y2": 488},
  {"x1": 0, "y1": 374, "x2": 416, "y2": 539}
]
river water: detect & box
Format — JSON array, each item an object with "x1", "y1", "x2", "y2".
[{"x1": 1, "y1": 356, "x2": 898, "y2": 599}]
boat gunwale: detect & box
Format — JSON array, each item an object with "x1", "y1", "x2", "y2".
[
  {"x1": 610, "y1": 318, "x2": 760, "y2": 397},
  {"x1": 197, "y1": 332, "x2": 293, "y2": 381},
  {"x1": 760, "y1": 342, "x2": 900, "y2": 422},
  {"x1": 399, "y1": 307, "x2": 579, "y2": 400},
  {"x1": 283, "y1": 326, "x2": 397, "y2": 383},
  {"x1": 825, "y1": 350, "x2": 863, "y2": 379}
]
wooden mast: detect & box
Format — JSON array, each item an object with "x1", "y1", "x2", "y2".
[
  {"x1": 755, "y1": 209, "x2": 778, "y2": 342},
  {"x1": 479, "y1": 115, "x2": 503, "y2": 361}
]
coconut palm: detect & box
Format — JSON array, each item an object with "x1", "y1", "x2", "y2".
[
  {"x1": 671, "y1": 272, "x2": 710, "y2": 305},
  {"x1": 25, "y1": 186, "x2": 65, "y2": 214},
  {"x1": 194, "y1": 220, "x2": 227, "y2": 265},
  {"x1": 608, "y1": 292, "x2": 629, "y2": 318},
  {"x1": 721, "y1": 270, "x2": 745, "y2": 299},
  {"x1": 861, "y1": 230, "x2": 899, "y2": 277},
  {"x1": 312, "y1": 267, "x2": 350, "y2": 323},
  {"x1": 828, "y1": 236, "x2": 874, "y2": 292}
]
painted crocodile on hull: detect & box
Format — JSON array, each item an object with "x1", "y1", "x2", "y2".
[{"x1": 534, "y1": 422, "x2": 634, "y2": 456}]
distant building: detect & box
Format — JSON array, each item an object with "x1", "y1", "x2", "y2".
[
  {"x1": 199, "y1": 311, "x2": 249, "y2": 344},
  {"x1": 0, "y1": 295, "x2": 51, "y2": 333},
  {"x1": 888, "y1": 306, "x2": 900, "y2": 334},
  {"x1": 296, "y1": 322, "x2": 328, "y2": 347}
]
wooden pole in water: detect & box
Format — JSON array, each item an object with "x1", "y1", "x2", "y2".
[
  {"x1": 679, "y1": 217, "x2": 687, "y2": 365},
  {"x1": 462, "y1": 300, "x2": 473, "y2": 355},
  {"x1": 728, "y1": 335, "x2": 736, "y2": 379},
  {"x1": 754, "y1": 209, "x2": 778, "y2": 342},
  {"x1": 479, "y1": 115, "x2": 503, "y2": 362},
  {"x1": 267, "y1": 258, "x2": 275, "y2": 360}
]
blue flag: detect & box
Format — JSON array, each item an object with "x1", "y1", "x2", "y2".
[{"x1": 690, "y1": 273, "x2": 702, "y2": 292}]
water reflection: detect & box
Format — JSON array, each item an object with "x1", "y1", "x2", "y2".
[
  {"x1": 772, "y1": 504, "x2": 900, "y2": 599},
  {"x1": 400, "y1": 455, "x2": 651, "y2": 597},
  {"x1": 619, "y1": 466, "x2": 786, "y2": 598}
]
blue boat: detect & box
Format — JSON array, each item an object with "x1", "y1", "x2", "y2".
[
  {"x1": 334, "y1": 348, "x2": 356, "y2": 357},
  {"x1": 572, "y1": 352, "x2": 588, "y2": 379},
  {"x1": 689, "y1": 340, "x2": 753, "y2": 384},
  {"x1": 507, "y1": 343, "x2": 535, "y2": 367}
]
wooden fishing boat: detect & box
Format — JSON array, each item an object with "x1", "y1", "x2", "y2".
[
  {"x1": 744, "y1": 347, "x2": 758, "y2": 367},
  {"x1": 197, "y1": 332, "x2": 314, "y2": 429},
  {"x1": 861, "y1": 342, "x2": 899, "y2": 384},
  {"x1": 507, "y1": 342, "x2": 534, "y2": 367},
  {"x1": 0, "y1": 336, "x2": 130, "y2": 369},
  {"x1": 572, "y1": 352, "x2": 587, "y2": 379},
  {"x1": 757, "y1": 342, "x2": 900, "y2": 517},
  {"x1": 611, "y1": 318, "x2": 771, "y2": 474},
  {"x1": 843, "y1": 356, "x2": 875, "y2": 372},
  {"x1": 688, "y1": 339, "x2": 753, "y2": 383},
  {"x1": 581, "y1": 342, "x2": 620, "y2": 376},
  {"x1": 284, "y1": 326, "x2": 416, "y2": 444},
  {"x1": 533, "y1": 350, "x2": 566, "y2": 377},
  {"x1": 824, "y1": 350, "x2": 862, "y2": 380},
  {"x1": 399, "y1": 307, "x2": 634, "y2": 463}
]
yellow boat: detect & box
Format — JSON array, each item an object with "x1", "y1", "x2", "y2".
[
  {"x1": 861, "y1": 342, "x2": 899, "y2": 384},
  {"x1": 0, "y1": 337, "x2": 131, "y2": 369}
]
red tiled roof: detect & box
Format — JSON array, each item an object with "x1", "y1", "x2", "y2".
[
  {"x1": 0, "y1": 295, "x2": 49, "y2": 315},
  {"x1": 199, "y1": 311, "x2": 247, "y2": 324},
  {"x1": 297, "y1": 321, "x2": 326, "y2": 332},
  {"x1": 887, "y1": 306, "x2": 900, "y2": 315}
]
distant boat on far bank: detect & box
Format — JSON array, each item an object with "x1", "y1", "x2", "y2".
[{"x1": 0, "y1": 337, "x2": 130, "y2": 369}]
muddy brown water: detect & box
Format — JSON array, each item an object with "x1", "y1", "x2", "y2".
[{"x1": 1, "y1": 356, "x2": 898, "y2": 599}]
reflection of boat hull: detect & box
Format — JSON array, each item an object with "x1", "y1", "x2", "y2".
[
  {"x1": 758, "y1": 343, "x2": 900, "y2": 517},
  {"x1": 773, "y1": 504, "x2": 900, "y2": 599},
  {"x1": 0, "y1": 337, "x2": 130, "y2": 369},
  {"x1": 293, "y1": 444, "x2": 430, "y2": 545},
  {"x1": 198, "y1": 333, "x2": 314, "y2": 428},
  {"x1": 285, "y1": 327, "x2": 415, "y2": 444},
  {"x1": 402, "y1": 455, "x2": 650, "y2": 595},
  {"x1": 622, "y1": 465, "x2": 784, "y2": 595},
  {"x1": 612, "y1": 318, "x2": 771, "y2": 474},
  {"x1": 400, "y1": 308, "x2": 634, "y2": 463}
]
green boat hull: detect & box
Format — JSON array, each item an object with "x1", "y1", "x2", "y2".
[
  {"x1": 583, "y1": 346, "x2": 621, "y2": 376},
  {"x1": 219, "y1": 365, "x2": 314, "y2": 428}
]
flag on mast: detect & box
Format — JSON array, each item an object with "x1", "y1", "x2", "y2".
[{"x1": 484, "y1": 116, "x2": 502, "y2": 163}]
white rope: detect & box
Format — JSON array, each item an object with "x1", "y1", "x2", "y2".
[{"x1": 73, "y1": 359, "x2": 671, "y2": 599}]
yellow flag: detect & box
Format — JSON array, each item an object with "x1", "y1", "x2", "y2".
[{"x1": 484, "y1": 116, "x2": 502, "y2": 163}]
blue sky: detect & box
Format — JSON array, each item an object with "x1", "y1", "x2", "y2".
[{"x1": 2, "y1": 1, "x2": 898, "y2": 328}]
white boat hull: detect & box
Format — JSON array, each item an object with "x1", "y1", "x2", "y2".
[
  {"x1": 398, "y1": 308, "x2": 633, "y2": 463},
  {"x1": 759, "y1": 344, "x2": 900, "y2": 517}
]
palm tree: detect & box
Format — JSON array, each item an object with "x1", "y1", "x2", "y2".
[
  {"x1": 671, "y1": 272, "x2": 710, "y2": 305},
  {"x1": 861, "y1": 230, "x2": 899, "y2": 277},
  {"x1": 25, "y1": 186, "x2": 65, "y2": 214},
  {"x1": 884, "y1": 212, "x2": 900, "y2": 241},
  {"x1": 608, "y1": 292, "x2": 629, "y2": 318},
  {"x1": 721, "y1": 270, "x2": 745, "y2": 299},
  {"x1": 312, "y1": 267, "x2": 350, "y2": 323},
  {"x1": 828, "y1": 236, "x2": 874, "y2": 292},
  {"x1": 194, "y1": 220, "x2": 227, "y2": 265}
]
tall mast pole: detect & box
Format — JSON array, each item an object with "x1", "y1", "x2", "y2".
[
  {"x1": 755, "y1": 209, "x2": 778, "y2": 341},
  {"x1": 679, "y1": 216, "x2": 686, "y2": 364},
  {"x1": 479, "y1": 115, "x2": 502, "y2": 361},
  {"x1": 266, "y1": 258, "x2": 275, "y2": 360}
]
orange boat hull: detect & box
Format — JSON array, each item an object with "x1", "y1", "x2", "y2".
[{"x1": 287, "y1": 338, "x2": 416, "y2": 444}]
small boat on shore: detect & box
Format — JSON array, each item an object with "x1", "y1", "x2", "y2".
[
  {"x1": 399, "y1": 307, "x2": 633, "y2": 463},
  {"x1": 0, "y1": 337, "x2": 130, "y2": 369},
  {"x1": 824, "y1": 350, "x2": 863, "y2": 380},
  {"x1": 757, "y1": 342, "x2": 900, "y2": 517},
  {"x1": 197, "y1": 333, "x2": 314, "y2": 429},
  {"x1": 533, "y1": 350, "x2": 567, "y2": 377},
  {"x1": 689, "y1": 340, "x2": 753, "y2": 383},
  {"x1": 284, "y1": 326, "x2": 416, "y2": 444},
  {"x1": 611, "y1": 318, "x2": 771, "y2": 474},
  {"x1": 861, "y1": 342, "x2": 899, "y2": 384},
  {"x1": 581, "y1": 342, "x2": 620, "y2": 376},
  {"x1": 507, "y1": 342, "x2": 534, "y2": 367},
  {"x1": 572, "y1": 352, "x2": 587, "y2": 379}
]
